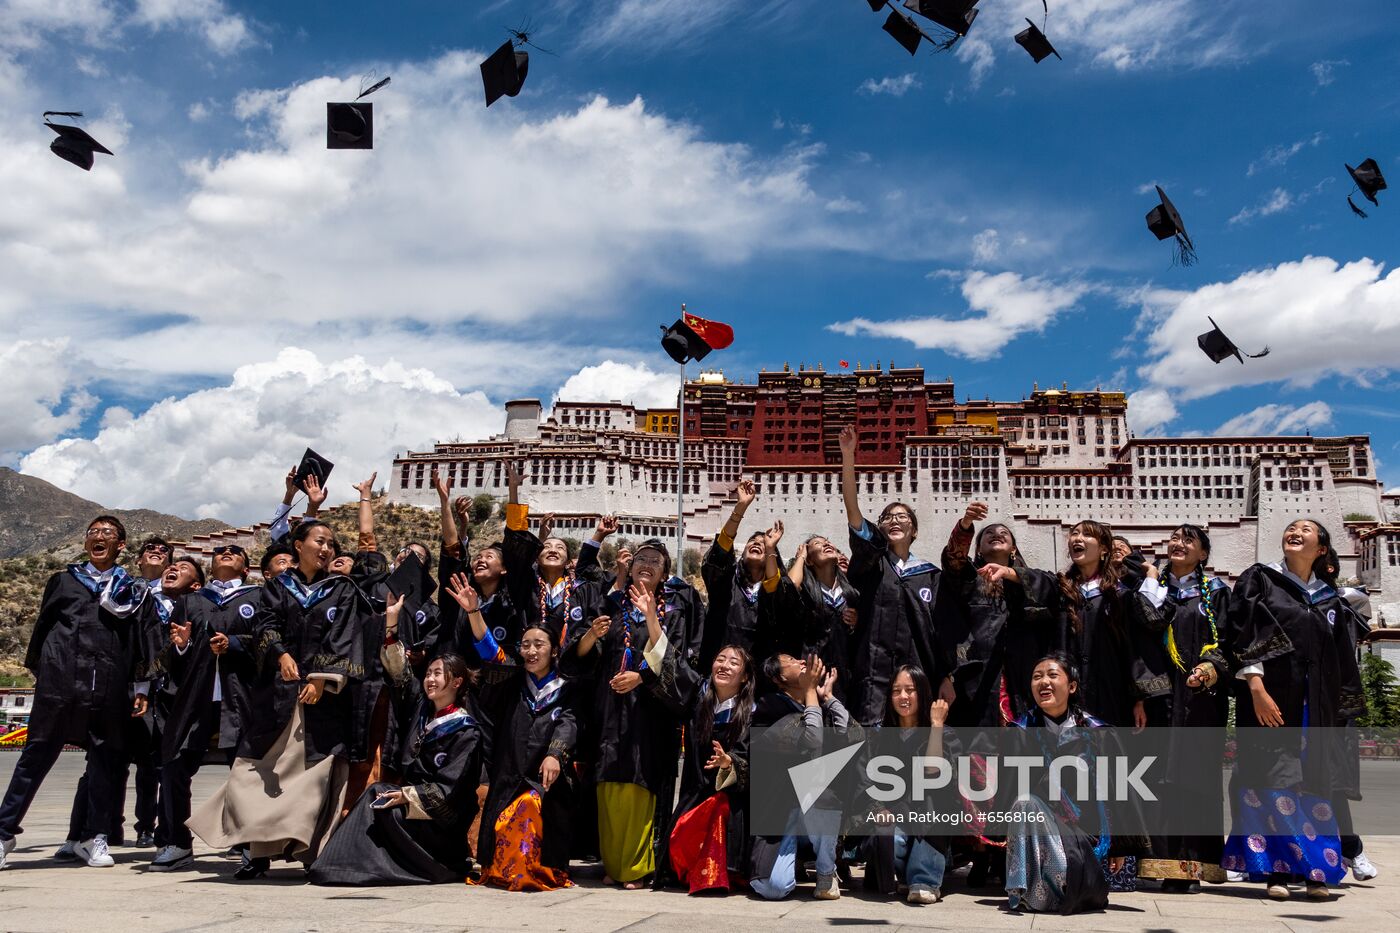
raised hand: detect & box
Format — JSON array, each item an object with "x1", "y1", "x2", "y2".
[
  {"x1": 930, "y1": 698, "x2": 950, "y2": 728},
  {"x1": 384, "y1": 591, "x2": 406, "y2": 638},
  {"x1": 764, "y1": 519, "x2": 785, "y2": 552},
  {"x1": 446, "y1": 572, "x2": 480, "y2": 615},
  {"x1": 303, "y1": 473, "x2": 328, "y2": 509},
  {"x1": 595, "y1": 514, "x2": 618, "y2": 539},
  {"x1": 628, "y1": 582, "x2": 656, "y2": 621},
  {"x1": 817, "y1": 665, "x2": 838, "y2": 703},
  {"x1": 961, "y1": 501, "x2": 988, "y2": 529},
  {"x1": 735, "y1": 479, "x2": 757, "y2": 507},
  {"x1": 354, "y1": 472, "x2": 378, "y2": 500},
  {"x1": 704, "y1": 740, "x2": 733, "y2": 771},
  {"x1": 432, "y1": 466, "x2": 450, "y2": 502},
  {"x1": 977, "y1": 563, "x2": 1019, "y2": 586},
  {"x1": 539, "y1": 512, "x2": 556, "y2": 541},
  {"x1": 283, "y1": 467, "x2": 298, "y2": 501},
  {"x1": 838, "y1": 424, "x2": 857, "y2": 458},
  {"x1": 169, "y1": 619, "x2": 192, "y2": 651},
  {"x1": 797, "y1": 654, "x2": 825, "y2": 694}
]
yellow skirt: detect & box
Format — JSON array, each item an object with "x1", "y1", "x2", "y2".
[
  {"x1": 597, "y1": 782, "x2": 655, "y2": 884},
  {"x1": 468, "y1": 790, "x2": 572, "y2": 892}
]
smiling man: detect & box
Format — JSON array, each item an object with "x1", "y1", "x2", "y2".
[{"x1": 0, "y1": 516, "x2": 154, "y2": 870}]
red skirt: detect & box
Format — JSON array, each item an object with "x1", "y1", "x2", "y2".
[{"x1": 668, "y1": 792, "x2": 734, "y2": 895}]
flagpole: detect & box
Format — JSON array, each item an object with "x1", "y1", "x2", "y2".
[{"x1": 676, "y1": 360, "x2": 686, "y2": 574}]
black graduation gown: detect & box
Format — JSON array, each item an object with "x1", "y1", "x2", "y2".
[
  {"x1": 1062, "y1": 580, "x2": 1139, "y2": 729},
  {"x1": 558, "y1": 581, "x2": 696, "y2": 794},
  {"x1": 501, "y1": 525, "x2": 589, "y2": 647},
  {"x1": 475, "y1": 665, "x2": 578, "y2": 874},
  {"x1": 1229, "y1": 564, "x2": 1365, "y2": 796},
  {"x1": 1140, "y1": 573, "x2": 1231, "y2": 874},
  {"x1": 699, "y1": 539, "x2": 766, "y2": 671},
  {"x1": 649, "y1": 638, "x2": 752, "y2": 886},
  {"x1": 438, "y1": 542, "x2": 526, "y2": 667},
  {"x1": 1003, "y1": 708, "x2": 1150, "y2": 914},
  {"x1": 309, "y1": 645, "x2": 484, "y2": 885},
  {"x1": 24, "y1": 567, "x2": 154, "y2": 750},
  {"x1": 941, "y1": 535, "x2": 1063, "y2": 727},
  {"x1": 761, "y1": 567, "x2": 861, "y2": 706},
  {"x1": 845, "y1": 523, "x2": 952, "y2": 726},
  {"x1": 156, "y1": 585, "x2": 261, "y2": 763},
  {"x1": 243, "y1": 570, "x2": 367, "y2": 764}
]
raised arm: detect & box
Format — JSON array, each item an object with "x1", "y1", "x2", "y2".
[
  {"x1": 435, "y1": 469, "x2": 460, "y2": 554},
  {"x1": 717, "y1": 479, "x2": 757, "y2": 552},
  {"x1": 354, "y1": 472, "x2": 378, "y2": 553},
  {"x1": 838, "y1": 424, "x2": 862, "y2": 530}
]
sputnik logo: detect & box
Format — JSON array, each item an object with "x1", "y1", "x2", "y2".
[{"x1": 788, "y1": 742, "x2": 864, "y2": 814}]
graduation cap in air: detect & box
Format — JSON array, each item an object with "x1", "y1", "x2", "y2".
[
  {"x1": 881, "y1": 9, "x2": 931, "y2": 55},
  {"x1": 904, "y1": 0, "x2": 980, "y2": 50},
  {"x1": 327, "y1": 75, "x2": 390, "y2": 150},
  {"x1": 1197, "y1": 316, "x2": 1269, "y2": 365},
  {"x1": 1345, "y1": 158, "x2": 1387, "y2": 219},
  {"x1": 481, "y1": 22, "x2": 551, "y2": 108},
  {"x1": 660, "y1": 306, "x2": 735, "y2": 365},
  {"x1": 43, "y1": 112, "x2": 113, "y2": 171},
  {"x1": 1015, "y1": 2, "x2": 1061, "y2": 63},
  {"x1": 1145, "y1": 185, "x2": 1197, "y2": 267},
  {"x1": 293, "y1": 448, "x2": 335, "y2": 491}
]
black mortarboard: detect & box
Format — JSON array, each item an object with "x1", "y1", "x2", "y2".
[
  {"x1": 1145, "y1": 185, "x2": 1197, "y2": 267},
  {"x1": 1015, "y1": 19, "x2": 1060, "y2": 63},
  {"x1": 293, "y1": 448, "x2": 334, "y2": 490},
  {"x1": 1197, "y1": 316, "x2": 1269, "y2": 365},
  {"x1": 481, "y1": 40, "x2": 530, "y2": 107},
  {"x1": 386, "y1": 550, "x2": 431, "y2": 647},
  {"x1": 882, "y1": 10, "x2": 929, "y2": 55},
  {"x1": 43, "y1": 112, "x2": 113, "y2": 171},
  {"x1": 1345, "y1": 158, "x2": 1387, "y2": 218},
  {"x1": 866, "y1": 0, "x2": 887, "y2": 11},
  {"x1": 904, "y1": 0, "x2": 980, "y2": 47},
  {"x1": 327, "y1": 76, "x2": 390, "y2": 150}
]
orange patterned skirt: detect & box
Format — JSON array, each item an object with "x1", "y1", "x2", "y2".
[{"x1": 468, "y1": 790, "x2": 572, "y2": 892}]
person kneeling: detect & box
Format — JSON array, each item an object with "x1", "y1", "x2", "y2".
[{"x1": 310, "y1": 614, "x2": 483, "y2": 886}]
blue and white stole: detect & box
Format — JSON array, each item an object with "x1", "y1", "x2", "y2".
[
  {"x1": 275, "y1": 570, "x2": 343, "y2": 610},
  {"x1": 69, "y1": 563, "x2": 148, "y2": 618},
  {"x1": 525, "y1": 670, "x2": 565, "y2": 714}
]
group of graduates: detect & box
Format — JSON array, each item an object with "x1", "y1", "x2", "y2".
[{"x1": 0, "y1": 424, "x2": 1380, "y2": 914}]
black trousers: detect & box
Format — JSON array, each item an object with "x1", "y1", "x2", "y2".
[
  {"x1": 67, "y1": 724, "x2": 160, "y2": 842},
  {"x1": 0, "y1": 741, "x2": 122, "y2": 841},
  {"x1": 158, "y1": 701, "x2": 229, "y2": 849}
]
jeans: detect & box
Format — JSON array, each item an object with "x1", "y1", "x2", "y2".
[
  {"x1": 894, "y1": 830, "x2": 946, "y2": 889},
  {"x1": 750, "y1": 807, "x2": 840, "y2": 901}
]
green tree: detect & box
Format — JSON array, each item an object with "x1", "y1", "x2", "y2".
[
  {"x1": 1357, "y1": 652, "x2": 1400, "y2": 730},
  {"x1": 682, "y1": 547, "x2": 702, "y2": 579},
  {"x1": 469, "y1": 494, "x2": 494, "y2": 526}
]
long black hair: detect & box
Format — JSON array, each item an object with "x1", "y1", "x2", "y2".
[
  {"x1": 1030, "y1": 651, "x2": 1087, "y2": 722},
  {"x1": 694, "y1": 644, "x2": 755, "y2": 750},
  {"x1": 431, "y1": 651, "x2": 478, "y2": 702},
  {"x1": 882, "y1": 664, "x2": 933, "y2": 727}
]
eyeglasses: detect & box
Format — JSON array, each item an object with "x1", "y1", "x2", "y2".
[
  {"x1": 212, "y1": 545, "x2": 246, "y2": 557},
  {"x1": 142, "y1": 544, "x2": 172, "y2": 555},
  {"x1": 879, "y1": 512, "x2": 914, "y2": 526},
  {"x1": 632, "y1": 553, "x2": 666, "y2": 568},
  {"x1": 85, "y1": 528, "x2": 120, "y2": 539}
]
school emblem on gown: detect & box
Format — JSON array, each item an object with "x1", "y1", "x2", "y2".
[
  {"x1": 239, "y1": 603, "x2": 255, "y2": 619},
  {"x1": 326, "y1": 606, "x2": 338, "y2": 622},
  {"x1": 1327, "y1": 609, "x2": 1337, "y2": 625},
  {"x1": 493, "y1": 626, "x2": 507, "y2": 641},
  {"x1": 415, "y1": 609, "x2": 426, "y2": 623},
  {"x1": 570, "y1": 606, "x2": 584, "y2": 621},
  {"x1": 434, "y1": 752, "x2": 448, "y2": 767},
  {"x1": 918, "y1": 587, "x2": 932, "y2": 603}
]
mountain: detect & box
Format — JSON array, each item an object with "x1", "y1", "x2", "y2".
[{"x1": 0, "y1": 467, "x2": 230, "y2": 559}]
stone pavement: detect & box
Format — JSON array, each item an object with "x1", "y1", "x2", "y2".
[{"x1": 0, "y1": 754, "x2": 1395, "y2": 932}]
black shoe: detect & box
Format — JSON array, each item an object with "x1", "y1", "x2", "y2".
[
  {"x1": 135, "y1": 832, "x2": 155, "y2": 848},
  {"x1": 234, "y1": 856, "x2": 270, "y2": 880}
]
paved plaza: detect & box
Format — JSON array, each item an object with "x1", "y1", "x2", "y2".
[{"x1": 0, "y1": 754, "x2": 1394, "y2": 932}]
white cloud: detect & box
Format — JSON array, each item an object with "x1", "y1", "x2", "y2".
[
  {"x1": 971, "y1": 228, "x2": 1000, "y2": 264},
  {"x1": 1311, "y1": 59, "x2": 1349, "y2": 87},
  {"x1": 858, "y1": 74, "x2": 921, "y2": 97},
  {"x1": 1214, "y1": 401, "x2": 1333, "y2": 437},
  {"x1": 1125, "y1": 388, "x2": 1178, "y2": 436},
  {"x1": 0, "y1": 0, "x2": 116, "y2": 51},
  {"x1": 578, "y1": 0, "x2": 748, "y2": 51},
  {"x1": 1130, "y1": 256, "x2": 1400, "y2": 431},
  {"x1": 950, "y1": 0, "x2": 1245, "y2": 85},
  {"x1": 0, "y1": 50, "x2": 838, "y2": 392},
  {"x1": 19, "y1": 349, "x2": 501, "y2": 523},
  {"x1": 1229, "y1": 187, "x2": 1294, "y2": 225},
  {"x1": 827, "y1": 271, "x2": 1089, "y2": 361},
  {"x1": 187, "y1": 100, "x2": 210, "y2": 121},
  {"x1": 553, "y1": 360, "x2": 679, "y2": 410},
  {"x1": 0, "y1": 339, "x2": 96, "y2": 460},
  {"x1": 131, "y1": 0, "x2": 252, "y2": 55},
  {"x1": 1247, "y1": 132, "x2": 1325, "y2": 176}
]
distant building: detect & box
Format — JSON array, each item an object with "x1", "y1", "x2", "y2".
[
  {"x1": 0, "y1": 688, "x2": 35, "y2": 726},
  {"x1": 388, "y1": 364, "x2": 1392, "y2": 619}
]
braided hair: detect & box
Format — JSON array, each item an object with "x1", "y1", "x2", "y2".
[{"x1": 1164, "y1": 524, "x2": 1219, "y2": 673}]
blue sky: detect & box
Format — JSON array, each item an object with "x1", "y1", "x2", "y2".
[{"x1": 1, "y1": 0, "x2": 1398, "y2": 522}]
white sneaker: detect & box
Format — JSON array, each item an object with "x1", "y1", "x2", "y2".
[
  {"x1": 75, "y1": 835, "x2": 114, "y2": 868},
  {"x1": 1346, "y1": 853, "x2": 1379, "y2": 881},
  {"x1": 1226, "y1": 870, "x2": 1246, "y2": 882},
  {"x1": 907, "y1": 884, "x2": 941, "y2": 904},
  {"x1": 150, "y1": 845, "x2": 193, "y2": 872},
  {"x1": 814, "y1": 873, "x2": 841, "y2": 900},
  {"x1": 54, "y1": 840, "x2": 78, "y2": 861},
  {"x1": 0, "y1": 835, "x2": 14, "y2": 870}
]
